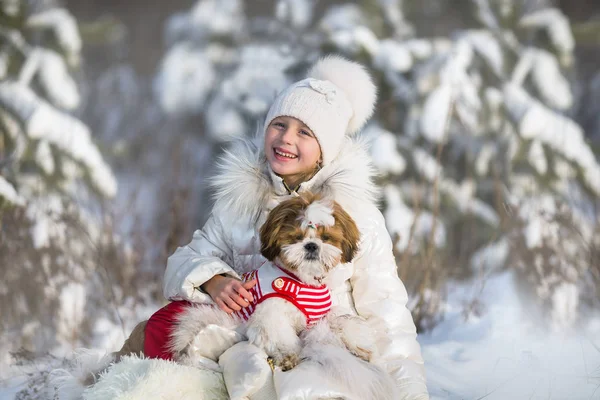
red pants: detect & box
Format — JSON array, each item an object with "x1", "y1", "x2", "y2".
[{"x1": 143, "y1": 300, "x2": 192, "y2": 360}]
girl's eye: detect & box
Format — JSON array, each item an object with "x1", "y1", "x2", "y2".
[
  {"x1": 273, "y1": 122, "x2": 286, "y2": 128},
  {"x1": 300, "y1": 130, "x2": 311, "y2": 137}
]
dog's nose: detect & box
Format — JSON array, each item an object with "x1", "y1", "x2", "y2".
[{"x1": 304, "y1": 242, "x2": 318, "y2": 252}]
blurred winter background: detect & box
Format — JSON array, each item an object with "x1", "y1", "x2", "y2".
[{"x1": 1, "y1": 0, "x2": 600, "y2": 398}]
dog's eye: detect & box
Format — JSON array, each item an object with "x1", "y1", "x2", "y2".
[
  {"x1": 321, "y1": 234, "x2": 331, "y2": 241},
  {"x1": 295, "y1": 234, "x2": 304, "y2": 241}
]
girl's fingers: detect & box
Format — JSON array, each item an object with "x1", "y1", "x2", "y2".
[
  {"x1": 216, "y1": 299, "x2": 233, "y2": 314},
  {"x1": 236, "y1": 285, "x2": 254, "y2": 303},
  {"x1": 223, "y1": 296, "x2": 242, "y2": 312},
  {"x1": 231, "y1": 293, "x2": 250, "y2": 308},
  {"x1": 242, "y1": 278, "x2": 257, "y2": 289}
]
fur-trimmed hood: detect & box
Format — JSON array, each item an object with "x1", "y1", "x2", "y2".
[{"x1": 209, "y1": 133, "x2": 380, "y2": 223}]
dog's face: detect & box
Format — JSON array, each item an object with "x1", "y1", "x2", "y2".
[{"x1": 260, "y1": 193, "x2": 360, "y2": 286}]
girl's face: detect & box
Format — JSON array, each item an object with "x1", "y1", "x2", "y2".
[{"x1": 264, "y1": 116, "x2": 322, "y2": 185}]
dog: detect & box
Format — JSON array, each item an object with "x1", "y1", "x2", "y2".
[{"x1": 111, "y1": 193, "x2": 369, "y2": 371}]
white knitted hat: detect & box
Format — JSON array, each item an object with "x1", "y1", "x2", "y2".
[{"x1": 264, "y1": 55, "x2": 377, "y2": 165}]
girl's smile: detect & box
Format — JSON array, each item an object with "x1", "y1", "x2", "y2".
[{"x1": 273, "y1": 147, "x2": 298, "y2": 160}]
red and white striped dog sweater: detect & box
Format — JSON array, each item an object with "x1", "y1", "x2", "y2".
[{"x1": 235, "y1": 261, "x2": 332, "y2": 326}]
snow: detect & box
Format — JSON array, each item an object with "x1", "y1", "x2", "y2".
[
  {"x1": 204, "y1": 46, "x2": 292, "y2": 140},
  {"x1": 36, "y1": 49, "x2": 80, "y2": 110},
  {"x1": 34, "y1": 140, "x2": 55, "y2": 175},
  {"x1": 527, "y1": 140, "x2": 547, "y2": 175},
  {"x1": 463, "y1": 30, "x2": 503, "y2": 75},
  {"x1": 330, "y1": 26, "x2": 380, "y2": 56},
  {"x1": 422, "y1": 271, "x2": 600, "y2": 400},
  {"x1": 0, "y1": 175, "x2": 24, "y2": 205},
  {"x1": 26, "y1": 9, "x2": 82, "y2": 66},
  {"x1": 440, "y1": 180, "x2": 500, "y2": 226},
  {"x1": 27, "y1": 102, "x2": 118, "y2": 198},
  {"x1": 320, "y1": 4, "x2": 365, "y2": 33},
  {"x1": 377, "y1": 0, "x2": 410, "y2": 36},
  {"x1": 474, "y1": 143, "x2": 496, "y2": 175},
  {"x1": 504, "y1": 84, "x2": 600, "y2": 196},
  {"x1": 405, "y1": 39, "x2": 434, "y2": 60},
  {"x1": 0, "y1": 82, "x2": 117, "y2": 198},
  {"x1": 551, "y1": 282, "x2": 579, "y2": 331},
  {"x1": 320, "y1": 4, "x2": 381, "y2": 56},
  {"x1": 154, "y1": 44, "x2": 215, "y2": 116},
  {"x1": 470, "y1": 239, "x2": 509, "y2": 273},
  {"x1": 205, "y1": 97, "x2": 246, "y2": 141},
  {"x1": 368, "y1": 126, "x2": 406, "y2": 175},
  {"x1": 374, "y1": 39, "x2": 413, "y2": 73},
  {"x1": 24, "y1": 195, "x2": 65, "y2": 248},
  {"x1": 276, "y1": 0, "x2": 313, "y2": 29},
  {"x1": 384, "y1": 185, "x2": 447, "y2": 252},
  {"x1": 511, "y1": 50, "x2": 535, "y2": 86},
  {"x1": 0, "y1": 52, "x2": 8, "y2": 80},
  {"x1": 420, "y1": 84, "x2": 453, "y2": 143},
  {"x1": 413, "y1": 148, "x2": 443, "y2": 181},
  {"x1": 57, "y1": 283, "x2": 87, "y2": 347},
  {"x1": 530, "y1": 49, "x2": 573, "y2": 110},
  {"x1": 521, "y1": 196, "x2": 553, "y2": 248},
  {"x1": 519, "y1": 8, "x2": 574, "y2": 63},
  {"x1": 188, "y1": 0, "x2": 245, "y2": 39}
]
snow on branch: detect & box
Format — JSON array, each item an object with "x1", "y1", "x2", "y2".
[
  {"x1": 519, "y1": 8, "x2": 574, "y2": 65},
  {"x1": 0, "y1": 82, "x2": 117, "y2": 198},
  {"x1": 0, "y1": 174, "x2": 25, "y2": 206},
  {"x1": 26, "y1": 8, "x2": 82, "y2": 66}
]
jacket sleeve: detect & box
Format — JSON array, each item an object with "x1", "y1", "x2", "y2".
[
  {"x1": 163, "y1": 213, "x2": 240, "y2": 302},
  {"x1": 350, "y1": 206, "x2": 429, "y2": 400}
]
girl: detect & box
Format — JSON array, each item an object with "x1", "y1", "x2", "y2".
[{"x1": 162, "y1": 55, "x2": 429, "y2": 399}]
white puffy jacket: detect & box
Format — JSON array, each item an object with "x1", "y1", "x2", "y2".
[{"x1": 163, "y1": 136, "x2": 429, "y2": 400}]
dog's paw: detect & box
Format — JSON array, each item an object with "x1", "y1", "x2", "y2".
[
  {"x1": 329, "y1": 315, "x2": 379, "y2": 362},
  {"x1": 246, "y1": 325, "x2": 268, "y2": 349},
  {"x1": 274, "y1": 352, "x2": 300, "y2": 371},
  {"x1": 347, "y1": 344, "x2": 373, "y2": 362}
]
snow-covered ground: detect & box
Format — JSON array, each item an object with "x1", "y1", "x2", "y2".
[{"x1": 424, "y1": 272, "x2": 600, "y2": 400}]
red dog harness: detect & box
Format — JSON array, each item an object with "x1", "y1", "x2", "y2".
[
  {"x1": 235, "y1": 262, "x2": 332, "y2": 326},
  {"x1": 144, "y1": 262, "x2": 332, "y2": 360}
]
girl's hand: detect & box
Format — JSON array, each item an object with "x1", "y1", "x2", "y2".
[{"x1": 201, "y1": 275, "x2": 257, "y2": 314}]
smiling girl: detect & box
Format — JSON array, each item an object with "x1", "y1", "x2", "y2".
[{"x1": 161, "y1": 55, "x2": 429, "y2": 399}]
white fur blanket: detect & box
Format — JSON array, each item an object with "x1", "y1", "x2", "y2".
[
  {"x1": 51, "y1": 354, "x2": 228, "y2": 400},
  {"x1": 84, "y1": 356, "x2": 227, "y2": 400},
  {"x1": 85, "y1": 356, "x2": 227, "y2": 400}
]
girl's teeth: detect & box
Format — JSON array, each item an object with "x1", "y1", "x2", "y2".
[{"x1": 275, "y1": 149, "x2": 297, "y2": 158}]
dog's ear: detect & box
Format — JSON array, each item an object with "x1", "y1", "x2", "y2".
[
  {"x1": 260, "y1": 196, "x2": 306, "y2": 261},
  {"x1": 260, "y1": 211, "x2": 283, "y2": 261},
  {"x1": 333, "y1": 203, "x2": 361, "y2": 263}
]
